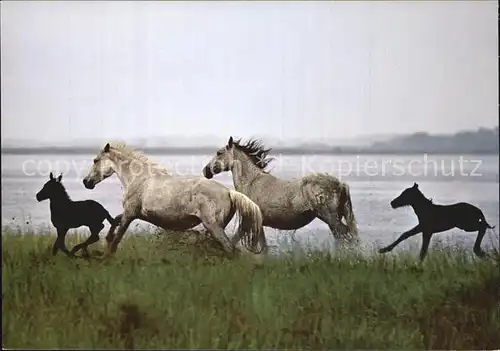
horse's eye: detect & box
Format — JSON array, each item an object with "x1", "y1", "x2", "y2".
[
  {"x1": 93, "y1": 159, "x2": 98, "y2": 164},
  {"x1": 216, "y1": 151, "x2": 223, "y2": 156}
]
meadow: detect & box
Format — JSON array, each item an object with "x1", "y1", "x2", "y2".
[{"x1": 2, "y1": 229, "x2": 499, "y2": 349}]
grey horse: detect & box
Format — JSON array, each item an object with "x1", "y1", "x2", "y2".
[
  {"x1": 202, "y1": 137, "x2": 359, "y2": 245},
  {"x1": 82, "y1": 142, "x2": 267, "y2": 257}
]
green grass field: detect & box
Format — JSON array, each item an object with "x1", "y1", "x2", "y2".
[{"x1": 2, "y1": 230, "x2": 499, "y2": 349}]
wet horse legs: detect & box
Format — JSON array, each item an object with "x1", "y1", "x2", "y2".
[
  {"x1": 203, "y1": 222, "x2": 235, "y2": 257},
  {"x1": 317, "y1": 210, "x2": 355, "y2": 248}
]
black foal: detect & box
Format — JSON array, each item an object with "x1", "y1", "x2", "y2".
[
  {"x1": 379, "y1": 182, "x2": 495, "y2": 261},
  {"x1": 36, "y1": 172, "x2": 116, "y2": 258}
]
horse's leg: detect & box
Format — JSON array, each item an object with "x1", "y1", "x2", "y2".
[
  {"x1": 378, "y1": 224, "x2": 422, "y2": 253},
  {"x1": 71, "y1": 223, "x2": 104, "y2": 258},
  {"x1": 473, "y1": 226, "x2": 487, "y2": 258},
  {"x1": 197, "y1": 201, "x2": 236, "y2": 257},
  {"x1": 108, "y1": 216, "x2": 134, "y2": 254},
  {"x1": 316, "y1": 210, "x2": 352, "y2": 248},
  {"x1": 105, "y1": 213, "x2": 123, "y2": 246},
  {"x1": 202, "y1": 220, "x2": 235, "y2": 257},
  {"x1": 52, "y1": 228, "x2": 61, "y2": 256},
  {"x1": 54, "y1": 227, "x2": 72, "y2": 257},
  {"x1": 419, "y1": 232, "x2": 432, "y2": 262}
]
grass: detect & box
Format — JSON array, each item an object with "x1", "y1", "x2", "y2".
[{"x1": 2, "y1": 229, "x2": 499, "y2": 349}]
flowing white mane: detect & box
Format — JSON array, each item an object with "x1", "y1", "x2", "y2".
[{"x1": 108, "y1": 141, "x2": 170, "y2": 175}]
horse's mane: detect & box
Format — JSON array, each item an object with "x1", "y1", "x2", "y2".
[
  {"x1": 415, "y1": 187, "x2": 433, "y2": 204},
  {"x1": 108, "y1": 141, "x2": 170, "y2": 175},
  {"x1": 233, "y1": 138, "x2": 274, "y2": 173},
  {"x1": 55, "y1": 182, "x2": 71, "y2": 201}
]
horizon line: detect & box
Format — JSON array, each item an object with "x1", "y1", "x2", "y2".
[{"x1": 1, "y1": 145, "x2": 498, "y2": 156}]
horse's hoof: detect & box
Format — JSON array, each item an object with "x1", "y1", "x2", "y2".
[{"x1": 378, "y1": 248, "x2": 389, "y2": 254}]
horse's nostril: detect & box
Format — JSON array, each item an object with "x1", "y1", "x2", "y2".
[{"x1": 203, "y1": 167, "x2": 213, "y2": 179}]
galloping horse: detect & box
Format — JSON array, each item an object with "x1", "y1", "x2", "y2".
[
  {"x1": 202, "y1": 137, "x2": 359, "y2": 246},
  {"x1": 36, "y1": 172, "x2": 117, "y2": 258},
  {"x1": 378, "y1": 182, "x2": 495, "y2": 261},
  {"x1": 83, "y1": 142, "x2": 267, "y2": 257}
]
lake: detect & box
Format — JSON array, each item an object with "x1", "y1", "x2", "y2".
[{"x1": 2, "y1": 153, "x2": 499, "y2": 252}]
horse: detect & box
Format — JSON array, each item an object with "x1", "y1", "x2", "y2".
[
  {"x1": 35, "y1": 172, "x2": 117, "y2": 258},
  {"x1": 82, "y1": 142, "x2": 267, "y2": 257},
  {"x1": 378, "y1": 182, "x2": 495, "y2": 261},
  {"x1": 202, "y1": 136, "x2": 359, "y2": 246}
]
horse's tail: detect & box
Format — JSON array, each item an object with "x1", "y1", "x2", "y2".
[
  {"x1": 106, "y1": 212, "x2": 119, "y2": 227},
  {"x1": 480, "y1": 212, "x2": 495, "y2": 229},
  {"x1": 228, "y1": 190, "x2": 267, "y2": 254},
  {"x1": 339, "y1": 182, "x2": 358, "y2": 238}
]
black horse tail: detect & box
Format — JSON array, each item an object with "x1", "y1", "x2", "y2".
[
  {"x1": 480, "y1": 213, "x2": 495, "y2": 229},
  {"x1": 106, "y1": 213, "x2": 119, "y2": 227}
]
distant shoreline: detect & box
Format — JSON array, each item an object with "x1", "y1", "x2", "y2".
[
  {"x1": 3, "y1": 126, "x2": 497, "y2": 156},
  {"x1": 1, "y1": 146, "x2": 498, "y2": 156}
]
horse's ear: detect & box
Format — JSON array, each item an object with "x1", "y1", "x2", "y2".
[
  {"x1": 49, "y1": 172, "x2": 54, "y2": 180},
  {"x1": 104, "y1": 143, "x2": 110, "y2": 153},
  {"x1": 227, "y1": 136, "x2": 234, "y2": 149},
  {"x1": 413, "y1": 182, "x2": 418, "y2": 188},
  {"x1": 57, "y1": 173, "x2": 62, "y2": 182}
]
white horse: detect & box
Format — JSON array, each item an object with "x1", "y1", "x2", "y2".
[
  {"x1": 82, "y1": 142, "x2": 267, "y2": 257},
  {"x1": 203, "y1": 137, "x2": 359, "y2": 246}
]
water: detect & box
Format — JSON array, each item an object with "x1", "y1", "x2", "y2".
[{"x1": 2, "y1": 153, "x2": 499, "y2": 252}]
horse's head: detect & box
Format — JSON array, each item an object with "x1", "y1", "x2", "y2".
[
  {"x1": 391, "y1": 182, "x2": 421, "y2": 209},
  {"x1": 36, "y1": 172, "x2": 63, "y2": 202},
  {"x1": 83, "y1": 143, "x2": 115, "y2": 189},
  {"x1": 203, "y1": 136, "x2": 236, "y2": 179}
]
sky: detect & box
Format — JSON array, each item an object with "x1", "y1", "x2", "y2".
[{"x1": 1, "y1": 1, "x2": 498, "y2": 144}]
